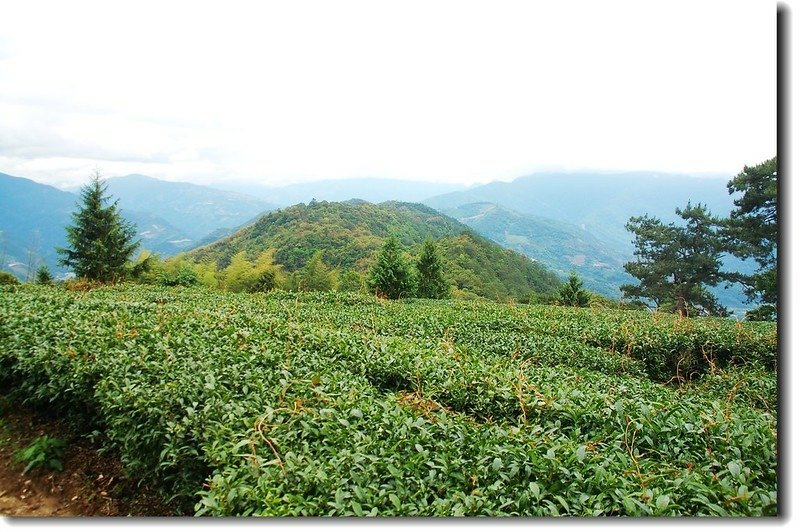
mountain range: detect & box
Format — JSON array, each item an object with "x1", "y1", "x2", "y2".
[
  {"x1": 1, "y1": 170, "x2": 753, "y2": 312},
  {"x1": 440, "y1": 202, "x2": 632, "y2": 298},
  {"x1": 0, "y1": 173, "x2": 276, "y2": 277},
  {"x1": 422, "y1": 171, "x2": 751, "y2": 311},
  {"x1": 105, "y1": 174, "x2": 278, "y2": 240},
  {"x1": 423, "y1": 171, "x2": 735, "y2": 255}
]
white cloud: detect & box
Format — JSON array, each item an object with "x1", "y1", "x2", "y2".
[{"x1": 0, "y1": 0, "x2": 777, "y2": 188}]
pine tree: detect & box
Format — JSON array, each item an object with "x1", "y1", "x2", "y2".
[
  {"x1": 35, "y1": 265, "x2": 53, "y2": 285},
  {"x1": 621, "y1": 203, "x2": 729, "y2": 317},
  {"x1": 368, "y1": 236, "x2": 414, "y2": 299},
  {"x1": 57, "y1": 172, "x2": 139, "y2": 283},
  {"x1": 726, "y1": 157, "x2": 778, "y2": 320},
  {"x1": 415, "y1": 239, "x2": 450, "y2": 299},
  {"x1": 559, "y1": 272, "x2": 590, "y2": 307}
]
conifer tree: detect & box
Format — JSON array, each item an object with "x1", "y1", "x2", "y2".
[
  {"x1": 415, "y1": 239, "x2": 450, "y2": 299},
  {"x1": 57, "y1": 172, "x2": 139, "y2": 282},
  {"x1": 559, "y1": 272, "x2": 590, "y2": 307},
  {"x1": 621, "y1": 203, "x2": 728, "y2": 317},
  {"x1": 368, "y1": 236, "x2": 414, "y2": 299},
  {"x1": 726, "y1": 157, "x2": 778, "y2": 320},
  {"x1": 35, "y1": 265, "x2": 53, "y2": 285}
]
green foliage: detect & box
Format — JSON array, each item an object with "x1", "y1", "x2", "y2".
[
  {"x1": 0, "y1": 271, "x2": 20, "y2": 285},
  {"x1": 161, "y1": 265, "x2": 199, "y2": 287},
  {"x1": 56, "y1": 172, "x2": 140, "y2": 283},
  {"x1": 368, "y1": 236, "x2": 415, "y2": 299},
  {"x1": 0, "y1": 285, "x2": 776, "y2": 516},
  {"x1": 726, "y1": 157, "x2": 777, "y2": 317},
  {"x1": 35, "y1": 265, "x2": 53, "y2": 285},
  {"x1": 158, "y1": 254, "x2": 199, "y2": 287},
  {"x1": 222, "y1": 251, "x2": 256, "y2": 292},
  {"x1": 13, "y1": 435, "x2": 66, "y2": 474},
  {"x1": 415, "y1": 239, "x2": 450, "y2": 299},
  {"x1": 622, "y1": 204, "x2": 729, "y2": 317},
  {"x1": 293, "y1": 250, "x2": 337, "y2": 292},
  {"x1": 250, "y1": 269, "x2": 277, "y2": 293},
  {"x1": 130, "y1": 250, "x2": 162, "y2": 283},
  {"x1": 339, "y1": 270, "x2": 365, "y2": 293},
  {"x1": 744, "y1": 304, "x2": 777, "y2": 322},
  {"x1": 559, "y1": 272, "x2": 590, "y2": 307},
  {"x1": 190, "y1": 201, "x2": 561, "y2": 302}
]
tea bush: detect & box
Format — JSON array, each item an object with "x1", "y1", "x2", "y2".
[{"x1": 0, "y1": 285, "x2": 778, "y2": 516}]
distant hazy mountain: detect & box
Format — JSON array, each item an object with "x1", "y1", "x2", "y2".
[
  {"x1": 106, "y1": 174, "x2": 278, "y2": 240},
  {"x1": 0, "y1": 172, "x2": 76, "y2": 278},
  {"x1": 443, "y1": 202, "x2": 632, "y2": 298},
  {"x1": 431, "y1": 174, "x2": 753, "y2": 314},
  {"x1": 191, "y1": 200, "x2": 562, "y2": 302},
  {"x1": 0, "y1": 173, "x2": 205, "y2": 278},
  {"x1": 210, "y1": 178, "x2": 468, "y2": 206},
  {"x1": 120, "y1": 210, "x2": 197, "y2": 256},
  {"x1": 424, "y1": 171, "x2": 735, "y2": 254}
]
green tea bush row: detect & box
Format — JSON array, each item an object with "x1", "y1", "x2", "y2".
[{"x1": 0, "y1": 285, "x2": 777, "y2": 515}]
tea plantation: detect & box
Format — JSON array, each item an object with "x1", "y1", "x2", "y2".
[{"x1": 0, "y1": 285, "x2": 778, "y2": 516}]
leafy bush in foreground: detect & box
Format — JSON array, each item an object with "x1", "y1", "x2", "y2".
[{"x1": 0, "y1": 285, "x2": 777, "y2": 516}]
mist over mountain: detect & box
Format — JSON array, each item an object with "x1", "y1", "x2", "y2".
[
  {"x1": 428, "y1": 172, "x2": 754, "y2": 313},
  {"x1": 0, "y1": 172, "x2": 76, "y2": 278}
]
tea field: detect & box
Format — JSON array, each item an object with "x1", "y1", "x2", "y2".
[{"x1": 0, "y1": 285, "x2": 778, "y2": 516}]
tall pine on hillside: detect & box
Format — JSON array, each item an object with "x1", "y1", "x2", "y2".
[
  {"x1": 368, "y1": 236, "x2": 414, "y2": 299},
  {"x1": 415, "y1": 239, "x2": 450, "y2": 299},
  {"x1": 57, "y1": 172, "x2": 139, "y2": 282}
]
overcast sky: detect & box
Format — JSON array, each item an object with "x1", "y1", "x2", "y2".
[{"x1": 0, "y1": 0, "x2": 777, "y2": 188}]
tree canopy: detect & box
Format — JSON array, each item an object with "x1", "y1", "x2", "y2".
[
  {"x1": 57, "y1": 173, "x2": 139, "y2": 282},
  {"x1": 368, "y1": 236, "x2": 415, "y2": 299},
  {"x1": 621, "y1": 203, "x2": 729, "y2": 317},
  {"x1": 415, "y1": 239, "x2": 450, "y2": 299},
  {"x1": 726, "y1": 157, "x2": 778, "y2": 320},
  {"x1": 559, "y1": 272, "x2": 590, "y2": 307}
]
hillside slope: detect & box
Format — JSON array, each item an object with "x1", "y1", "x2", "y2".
[
  {"x1": 106, "y1": 174, "x2": 278, "y2": 240},
  {"x1": 424, "y1": 171, "x2": 734, "y2": 254},
  {"x1": 191, "y1": 200, "x2": 562, "y2": 301},
  {"x1": 0, "y1": 172, "x2": 76, "y2": 278},
  {"x1": 443, "y1": 202, "x2": 632, "y2": 298}
]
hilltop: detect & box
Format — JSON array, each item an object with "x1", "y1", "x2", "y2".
[{"x1": 191, "y1": 200, "x2": 562, "y2": 301}]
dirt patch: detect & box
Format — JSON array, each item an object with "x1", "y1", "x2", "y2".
[{"x1": 0, "y1": 402, "x2": 180, "y2": 517}]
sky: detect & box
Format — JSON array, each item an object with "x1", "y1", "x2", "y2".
[{"x1": 0, "y1": 0, "x2": 778, "y2": 189}]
